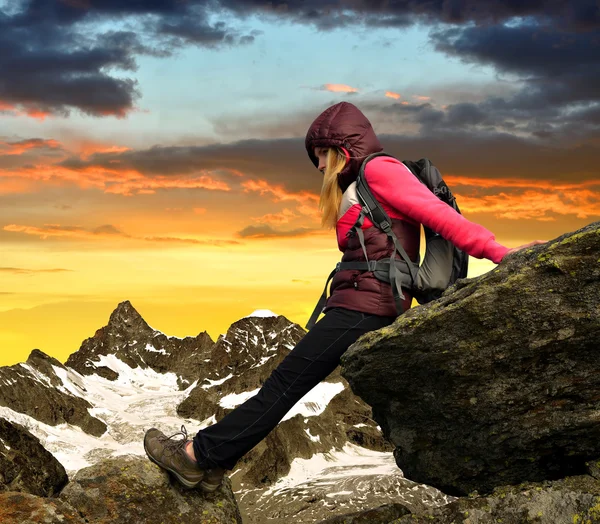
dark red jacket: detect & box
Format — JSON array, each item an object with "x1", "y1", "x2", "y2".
[
  {"x1": 306, "y1": 102, "x2": 419, "y2": 316},
  {"x1": 306, "y1": 102, "x2": 509, "y2": 318}
]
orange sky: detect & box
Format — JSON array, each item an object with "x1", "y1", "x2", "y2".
[{"x1": 2, "y1": 132, "x2": 597, "y2": 367}]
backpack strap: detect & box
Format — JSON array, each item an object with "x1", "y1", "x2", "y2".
[
  {"x1": 355, "y1": 153, "x2": 419, "y2": 315},
  {"x1": 305, "y1": 265, "x2": 339, "y2": 330}
]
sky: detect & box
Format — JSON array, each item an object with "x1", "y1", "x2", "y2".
[{"x1": 1, "y1": 0, "x2": 599, "y2": 366}]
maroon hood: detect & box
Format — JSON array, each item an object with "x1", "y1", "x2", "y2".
[{"x1": 305, "y1": 101, "x2": 383, "y2": 192}]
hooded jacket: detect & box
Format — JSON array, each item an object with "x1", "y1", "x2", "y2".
[{"x1": 306, "y1": 102, "x2": 509, "y2": 318}]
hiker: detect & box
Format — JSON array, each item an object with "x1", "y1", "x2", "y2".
[{"x1": 144, "y1": 101, "x2": 545, "y2": 492}]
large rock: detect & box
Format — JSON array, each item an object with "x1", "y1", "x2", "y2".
[
  {"x1": 395, "y1": 473, "x2": 600, "y2": 523},
  {"x1": 342, "y1": 222, "x2": 600, "y2": 496},
  {"x1": 59, "y1": 455, "x2": 242, "y2": 523},
  {"x1": 315, "y1": 470, "x2": 600, "y2": 524},
  {"x1": 0, "y1": 351, "x2": 106, "y2": 436},
  {"x1": 0, "y1": 418, "x2": 68, "y2": 496}
]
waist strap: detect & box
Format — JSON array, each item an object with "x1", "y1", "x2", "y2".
[{"x1": 305, "y1": 258, "x2": 416, "y2": 330}]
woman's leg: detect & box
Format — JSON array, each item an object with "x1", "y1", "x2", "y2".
[{"x1": 192, "y1": 307, "x2": 395, "y2": 470}]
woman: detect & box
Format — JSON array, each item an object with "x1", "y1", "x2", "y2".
[{"x1": 144, "y1": 101, "x2": 544, "y2": 492}]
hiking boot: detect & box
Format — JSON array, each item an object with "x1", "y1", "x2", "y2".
[
  {"x1": 201, "y1": 467, "x2": 226, "y2": 493},
  {"x1": 144, "y1": 425, "x2": 205, "y2": 489}
]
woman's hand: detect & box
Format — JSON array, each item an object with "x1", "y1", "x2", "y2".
[{"x1": 503, "y1": 240, "x2": 547, "y2": 260}]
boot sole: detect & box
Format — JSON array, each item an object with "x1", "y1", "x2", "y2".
[
  {"x1": 143, "y1": 439, "x2": 202, "y2": 489},
  {"x1": 200, "y1": 480, "x2": 221, "y2": 493}
]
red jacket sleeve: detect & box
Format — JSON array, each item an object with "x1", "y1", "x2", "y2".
[{"x1": 364, "y1": 156, "x2": 509, "y2": 264}]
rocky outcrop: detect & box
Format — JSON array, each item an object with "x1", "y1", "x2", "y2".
[
  {"x1": 0, "y1": 350, "x2": 106, "y2": 436},
  {"x1": 318, "y1": 503, "x2": 411, "y2": 524},
  {"x1": 0, "y1": 418, "x2": 68, "y2": 496},
  {"x1": 0, "y1": 455, "x2": 242, "y2": 524},
  {"x1": 394, "y1": 472, "x2": 600, "y2": 524},
  {"x1": 342, "y1": 221, "x2": 600, "y2": 496},
  {"x1": 315, "y1": 469, "x2": 600, "y2": 524},
  {"x1": 65, "y1": 300, "x2": 214, "y2": 386},
  {"x1": 59, "y1": 455, "x2": 242, "y2": 524}
]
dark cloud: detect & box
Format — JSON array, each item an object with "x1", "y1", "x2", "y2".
[
  {"x1": 2, "y1": 0, "x2": 598, "y2": 121},
  {"x1": 218, "y1": 0, "x2": 600, "y2": 30},
  {"x1": 0, "y1": 1, "x2": 256, "y2": 117},
  {"x1": 420, "y1": 20, "x2": 600, "y2": 140},
  {"x1": 60, "y1": 138, "x2": 322, "y2": 194}
]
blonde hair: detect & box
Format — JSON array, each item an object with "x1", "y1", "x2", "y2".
[{"x1": 319, "y1": 147, "x2": 348, "y2": 229}]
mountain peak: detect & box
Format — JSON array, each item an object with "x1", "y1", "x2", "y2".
[
  {"x1": 244, "y1": 309, "x2": 278, "y2": 319},
  {"x1": 106, "y1": 300, "x2": 152, "y2": 333}
]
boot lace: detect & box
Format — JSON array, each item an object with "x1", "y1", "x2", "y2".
[{"x1": 158, "y1": 425, "x2": 190, "y2": 457}]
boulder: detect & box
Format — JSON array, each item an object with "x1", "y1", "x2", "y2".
[
  {"x1": 395, "y1": 473, "x2": 600, "y2": 524},
  {"x1": 0, "y1": 417, "x2": 68, "y2": 497},
  {"x1": 59, "y1": 455, "x2": 242, "y2": 523},
  {"x1": 342, "y1": 222, "x2": 600, "y2": 495}
]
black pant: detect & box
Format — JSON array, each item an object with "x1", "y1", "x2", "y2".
[{"x1": 192, "y1": 307, "x2": 396, "y2": 470}]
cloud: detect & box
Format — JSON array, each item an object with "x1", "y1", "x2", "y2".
[
  {"x1": 1, "y1": 162, "x2": 233, "y2": 196},
  {"x1": 323, "y1": 84, "x2": 360, "y2": 94},
  {"x1": 0, "y1": 2, "x2": 257, "y2": 118},
  {"x1": 252, "y1": 209, "x2": 298, "y2": 225},
  {"x1": 0, "y1": 139, "x2": 64, "y2": 157},
  {"x1": 237, "y1": 224, "x2": 318, "y2": 239},
  {"x1": 385, "y1": 91, "x2": 401, "y2": 100},
  {"x1": 242, "y1": 179, "x2": 320, "y2": 219},
  {"x1": 2, "y1": 222, "x2": 240, "y2": 246},
  {"x1": 457, "y1": 189, "x2": 600, "y2": 221},
  {"x1": 425, "y1": 21, "x2": 600, "y2": 137},
  {"x1": 0, "y1": 267, "x2": 72, "y2": 274}
]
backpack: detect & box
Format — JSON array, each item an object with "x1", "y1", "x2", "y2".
[{"x1": 305, "y1": 152, "x2": 469, "y2": 330}]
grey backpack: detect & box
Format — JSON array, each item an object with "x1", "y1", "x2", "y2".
[{"x1": 306, "y1": 153, "x2": 469, "y2": 330}]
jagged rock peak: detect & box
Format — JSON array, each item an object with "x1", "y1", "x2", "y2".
[
  {"x1": 26, "y1": 349, "x2": 64, "y2": 372},
  {"x1": 106, "y1": 300, "x2": 152, "y2": 335},
  {"x1": 66, "y1": 300, "x2": 214, "y2": 384}
]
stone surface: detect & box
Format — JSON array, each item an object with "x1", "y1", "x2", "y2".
[
  {"x1": 0, "y1": 350, "x2": 107, "y2": 436},
  {"x1": 59, "y1": 455, "x2": 242, "y2": 524},
  {"x1": 396, "y1": 474, "x2": 600, "y2": 524},
  {"x1": 0, "y1": 492, "x2": 85, "y2": 524},
  {"x1": 317, "y1": 503, "x2": 411, "y2": 524},
  {"x1": 342, "y1": 221, "x2": 600, "y2": 496},
  {"x1": 0, "y1": 417, "x2": 68, "y2": 496}
]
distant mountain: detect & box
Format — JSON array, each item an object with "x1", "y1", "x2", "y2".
[
  {"x1": 0, "y1": 301, "x2": 449, "y2": 523},
  {"x1": 0, "y1": 349, "x2": 106, "y2": 436},
  {"x1": 65, "y1": 300, "x2": 214, "y2": 386}
]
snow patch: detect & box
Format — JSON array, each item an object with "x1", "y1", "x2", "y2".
[
  {"x1": 282, "y1": 381, "x2": 344, "y2": 422},
  {"x1": 201, "y1": 373, "x2": 233, "y2": 390},
  {"x1": 245, "y1": 309, "x2": 278, "y2": 318},
  {"x1": 305, "y1": 428, "x2": 320, "y2": 443},
  {"x1": 220, "y1": 388, "x2": 260, "y2": 409},
  {"x1": 218, "y1": 382, "x2": 344, "y2": 422},
  {"x1": 144, "y1": 344, "x2": 170, "y2": 355},
  {"x1": 261, "y1": 443, "x2": 400, "y2": 497}
]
